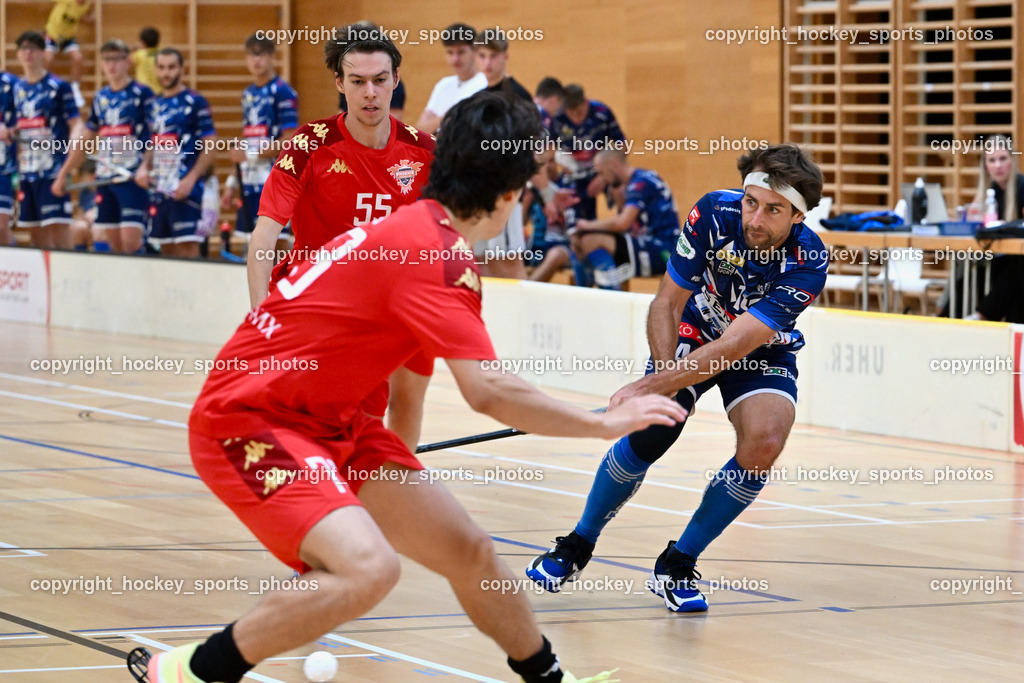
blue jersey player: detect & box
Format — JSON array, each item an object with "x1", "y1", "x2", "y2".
[
  {"x1": 138, "y1": 47, "x2": 216, "y2": 258},
  {"x1": 53, "y1": 39, "x2": 154, "y2": 253},
  {"x1": 547, "y1": 84, "x2": 625, "y2": 222},
  {"x1": 571, "y1": 148, "x2": 680, "y2": 289},
  {"x1": 0, "y1": 69, "x2": 18, "y2": 246},
  {"x1": 13, "y1": 31, "x2": 80, "y2": 250},
  {"x1": 527, "y1": 144, "x2": 828, "y2": 613},
  {"x1": 223, "y1": 34, "x2": 297, "y2": 238}
]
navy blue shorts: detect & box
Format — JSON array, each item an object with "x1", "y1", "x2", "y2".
[
  {"x1": 234, "y1": 189, "x2": 262, "y2": 234},
  {"x1": 626, "y1": 337, "x2": 799, "y2": 464},
  {"x1": 663, "y1": 344, "x2": 799, "y2": 415},
  {"x1": 148, "y1": 196, "x2": 202, "y2": 244},
  {"x1": 18, "y1": 177, "x2": 72, "y2": 227},
  {"x1": 0, "y1": 175, "x2": 13, "y2": 216},
  {"x1": 95, "y1": 182, "x2": 149, "y2": 230}
]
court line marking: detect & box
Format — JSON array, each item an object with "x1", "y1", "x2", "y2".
[
  {"x1": 452, "y1": 448, "x2": 894, "y2": 525},
  {"x1": 0, "y1": 665, "x2": 125, "y2": 673},
  {"x1": 2, "y1": 392, "x2": 1008, "y2": 531},
  {"x1": 325, "y1": 633, "x2": 505, "y2": 682},
  {"x1": 0, "y1": 389, "x2": 188, "y2": 428},
  {"x1": 0, "y1": 540, "x2": 44, "y2": 558},
  {"x1": 122, "y1": 633, "x2": 285, "y2": 683},
  {"x1": 0, "y1": 433, "x2": 201, "y2": 480},
  {"x1": 0, "y1": 372, "x2": 193, "y2": 409}
]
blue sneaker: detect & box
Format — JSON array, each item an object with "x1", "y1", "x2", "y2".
[
  {"x1": 525, "y1": 531, "x2": 594, "y2": 593},
  {"x1": 646, "y1": 540, "x2": 708, "y2": 612}
]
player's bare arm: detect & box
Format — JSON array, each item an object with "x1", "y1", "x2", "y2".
[
  {"x1": 575, "y1": 204, "x2": 639, "y2": 234},
  {"x1": 247, "y1": 215, "x2": 286, "y2": 307},
  {"x1": 446, "y1": 358, "x2": 686, "y2": 439},
  {"x1": 613, "y1": 311, "x2": 775, "y2": 406},
  {"x1": 175, "y1": 134, "x2": 216, "y2": 200}
]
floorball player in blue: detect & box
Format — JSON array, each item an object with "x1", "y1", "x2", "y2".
[
  {"x1": 527, "y1": 143, "x2": 828, "y2": 611},
  {"x1": 53, "y1": 39, "x2": 154, "y2": 254}
]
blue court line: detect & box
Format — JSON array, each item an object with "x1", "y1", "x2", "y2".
[
  {"x1": 820, "y1": 606, "x2": 854, "y2": 613},
  {"x1": 0, "y1": 433, "x2": 200, "y2": 481},
  {"x1": 492, "y1": 536, "x2": 800, "y2": 603}
]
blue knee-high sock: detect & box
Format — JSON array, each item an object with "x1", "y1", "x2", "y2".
[
  {"x1": 570, "y1": 250, "x2": 593, "y2": 288},
  {"x1": 676, "y1": 456, "x2": 767, "y2": 558},
  {"x1": 587, "y1": 248, "x2": 620, "y2": 291},
  {"x1": 575, "y1": 438, "x2": 651, "y2": 543}
]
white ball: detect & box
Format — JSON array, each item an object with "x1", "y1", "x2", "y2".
[{"x1": 303, "y1": 650, "x2": 338, "y2": 682}]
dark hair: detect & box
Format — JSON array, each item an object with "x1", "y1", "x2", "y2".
[
  {"x1": 139, "y1": 27, "x2": 160, "y2": 49},
  {"x1": 100, "y1": 39, "x2": 130, "y2": 56},
  {"x1": 563, "y1": 84, "x2": 586, "y2": 110},
  {"x1": 156, "y1": 47, "x2": 184, "y2": 66},
  {"x1": 737, "y1": 143, "x2": 823, "y2": 213},
  {"x1": 477, "y1": 29, "x2": 508, "y2": 53},
  {"x1": 535, "y1": 77, "x2": 565, "y2": 100},
  {"x1": 245, "y1": 33, "x2": 275, "y2": 55},
  {"x1": 424, "y1": 92, "x2": 544, "y2": 220},
  {"x1": 324, "y1": 23, "x2": 402, "y2": 77},
  {"x1": 442, "y1": 22, "x2": 476, "y2": 47},
  {"x1": 16, "y1": 31, "x2": 45, "y2": 51}
]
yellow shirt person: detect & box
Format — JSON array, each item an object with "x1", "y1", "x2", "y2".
[
  {"x1": 131, "y1": 48, "x2": 159, "y2": 91},
  {"x1": 45, "y1": 0, "x2": 92, "y2": 43}
]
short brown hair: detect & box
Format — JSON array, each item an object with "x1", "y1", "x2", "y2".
[{"x1": 737, "y1": 143, "x2": 823, "y2": 213}]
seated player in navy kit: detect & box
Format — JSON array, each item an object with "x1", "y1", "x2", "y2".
[
  {"x1": 570, "y1": 148, "x2": 680, "y2": 290},
  {"x1": 527, "y1": 143, "x2": 828, "y2": 612}
]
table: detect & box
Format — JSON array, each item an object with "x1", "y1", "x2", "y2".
[{"x1": 816, "y1": 231, "x2": 1024, "y2": 315}]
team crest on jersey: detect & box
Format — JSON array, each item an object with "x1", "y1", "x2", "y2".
[
  {"x1": 387, "y1": 159, "x2": 424, "y2": 195},
  {"x1": 688, "y1": 206, "x2": 700, "y2": 226},
  {"x1": 676, "y1": 233, "x2": 696, "y2": 259}
]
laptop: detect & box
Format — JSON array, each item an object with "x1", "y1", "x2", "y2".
[{"x1": 900, "y1": 182, "x2": 950, "y2": 224}]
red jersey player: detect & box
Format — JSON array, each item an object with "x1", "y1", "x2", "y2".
[
  {"x1": 246, "y1": 26, "x2": 434, "y2": 451},
  {"x1": 131, "y1": 93, "x2": 686, "y2": 683}
]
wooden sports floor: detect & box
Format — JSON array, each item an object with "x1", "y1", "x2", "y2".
[{"x1": 1, "y1": 320, "x2": 1022, "y2": 682}]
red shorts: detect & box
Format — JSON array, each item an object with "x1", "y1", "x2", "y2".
[{"x1": 189, "y1": 413, "x2": 424, "y2": 572}]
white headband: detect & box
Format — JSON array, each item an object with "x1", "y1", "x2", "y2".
[{"x1": 743, "y1": 171, "x2": 807, "y2": 214}]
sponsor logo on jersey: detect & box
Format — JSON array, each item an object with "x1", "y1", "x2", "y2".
[
  {"x1": 387, "y1": 158, "x2": 424, "y2": 195},
  {"x1": 329, "y1": 158, "x2": 352, "y2": 174},
  {"x1": 716, "y1": 261, "x2": 737, "y2": 276},
  {"x1": 404, "y1": 123, "x2": 419, "y2": 140},
  {"x1": 676, "y1": 233, "x2": 696, "y2": 259},
  {"x1": 716, "y1": 248, "x2": 746, "y2": 268},
  {"x1": 688, "y1": 206, "x2": 700, "y2": 226},
  {"x1": 763, "y1": 366, "x2": 794, "y2": 379},
  {"x1": 290, "y1": 132, "x2": 311, "y2": 151},
  {"x1": 243, "y1": 124, "x2": 269, "y2": 137}
]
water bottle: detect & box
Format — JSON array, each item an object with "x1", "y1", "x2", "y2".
[
  {"x1": 911, "y1": 177, "x2": 928, "y2": 224},
  {"x1": 983, "y1": 188, "x2": 999, "y2": 226}
]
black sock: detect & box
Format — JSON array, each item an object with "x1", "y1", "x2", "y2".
[
  {"x1": 508, "y1": 636, "x2": 562, "y2": 682},
  {"x1": 189, "y1": 622, "x2": 253, "y2": 683}
]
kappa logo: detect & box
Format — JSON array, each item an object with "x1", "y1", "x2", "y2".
[
  {"x1": 329, "y1": 158, "x2": 352, "y2": 174},
  {"x1": 387, "y1": 158, "x2": 424, "y2": 195},
  {"x1": 404, "y1": 123, "x2": 419, "y2": 140},
  {"x1": 275, "y1": 154, "x2": 297, "y2": 174},
  {"x1": 688, "y1": 206, "x2": 701, "y2": 226},
  {"x1": 311, "y1": 122, "x2": 329, "y2": 142},
  {"x1": 290, "y1": 132, "x2": 311, "y2": 151},
  {"x1": 453, "y1": 268, "x2": 481, "y2": 293}
]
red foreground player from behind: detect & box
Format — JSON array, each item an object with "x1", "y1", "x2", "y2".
[{"x1": 129, "y1": 93, "x2": 686, "y2": 683}]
